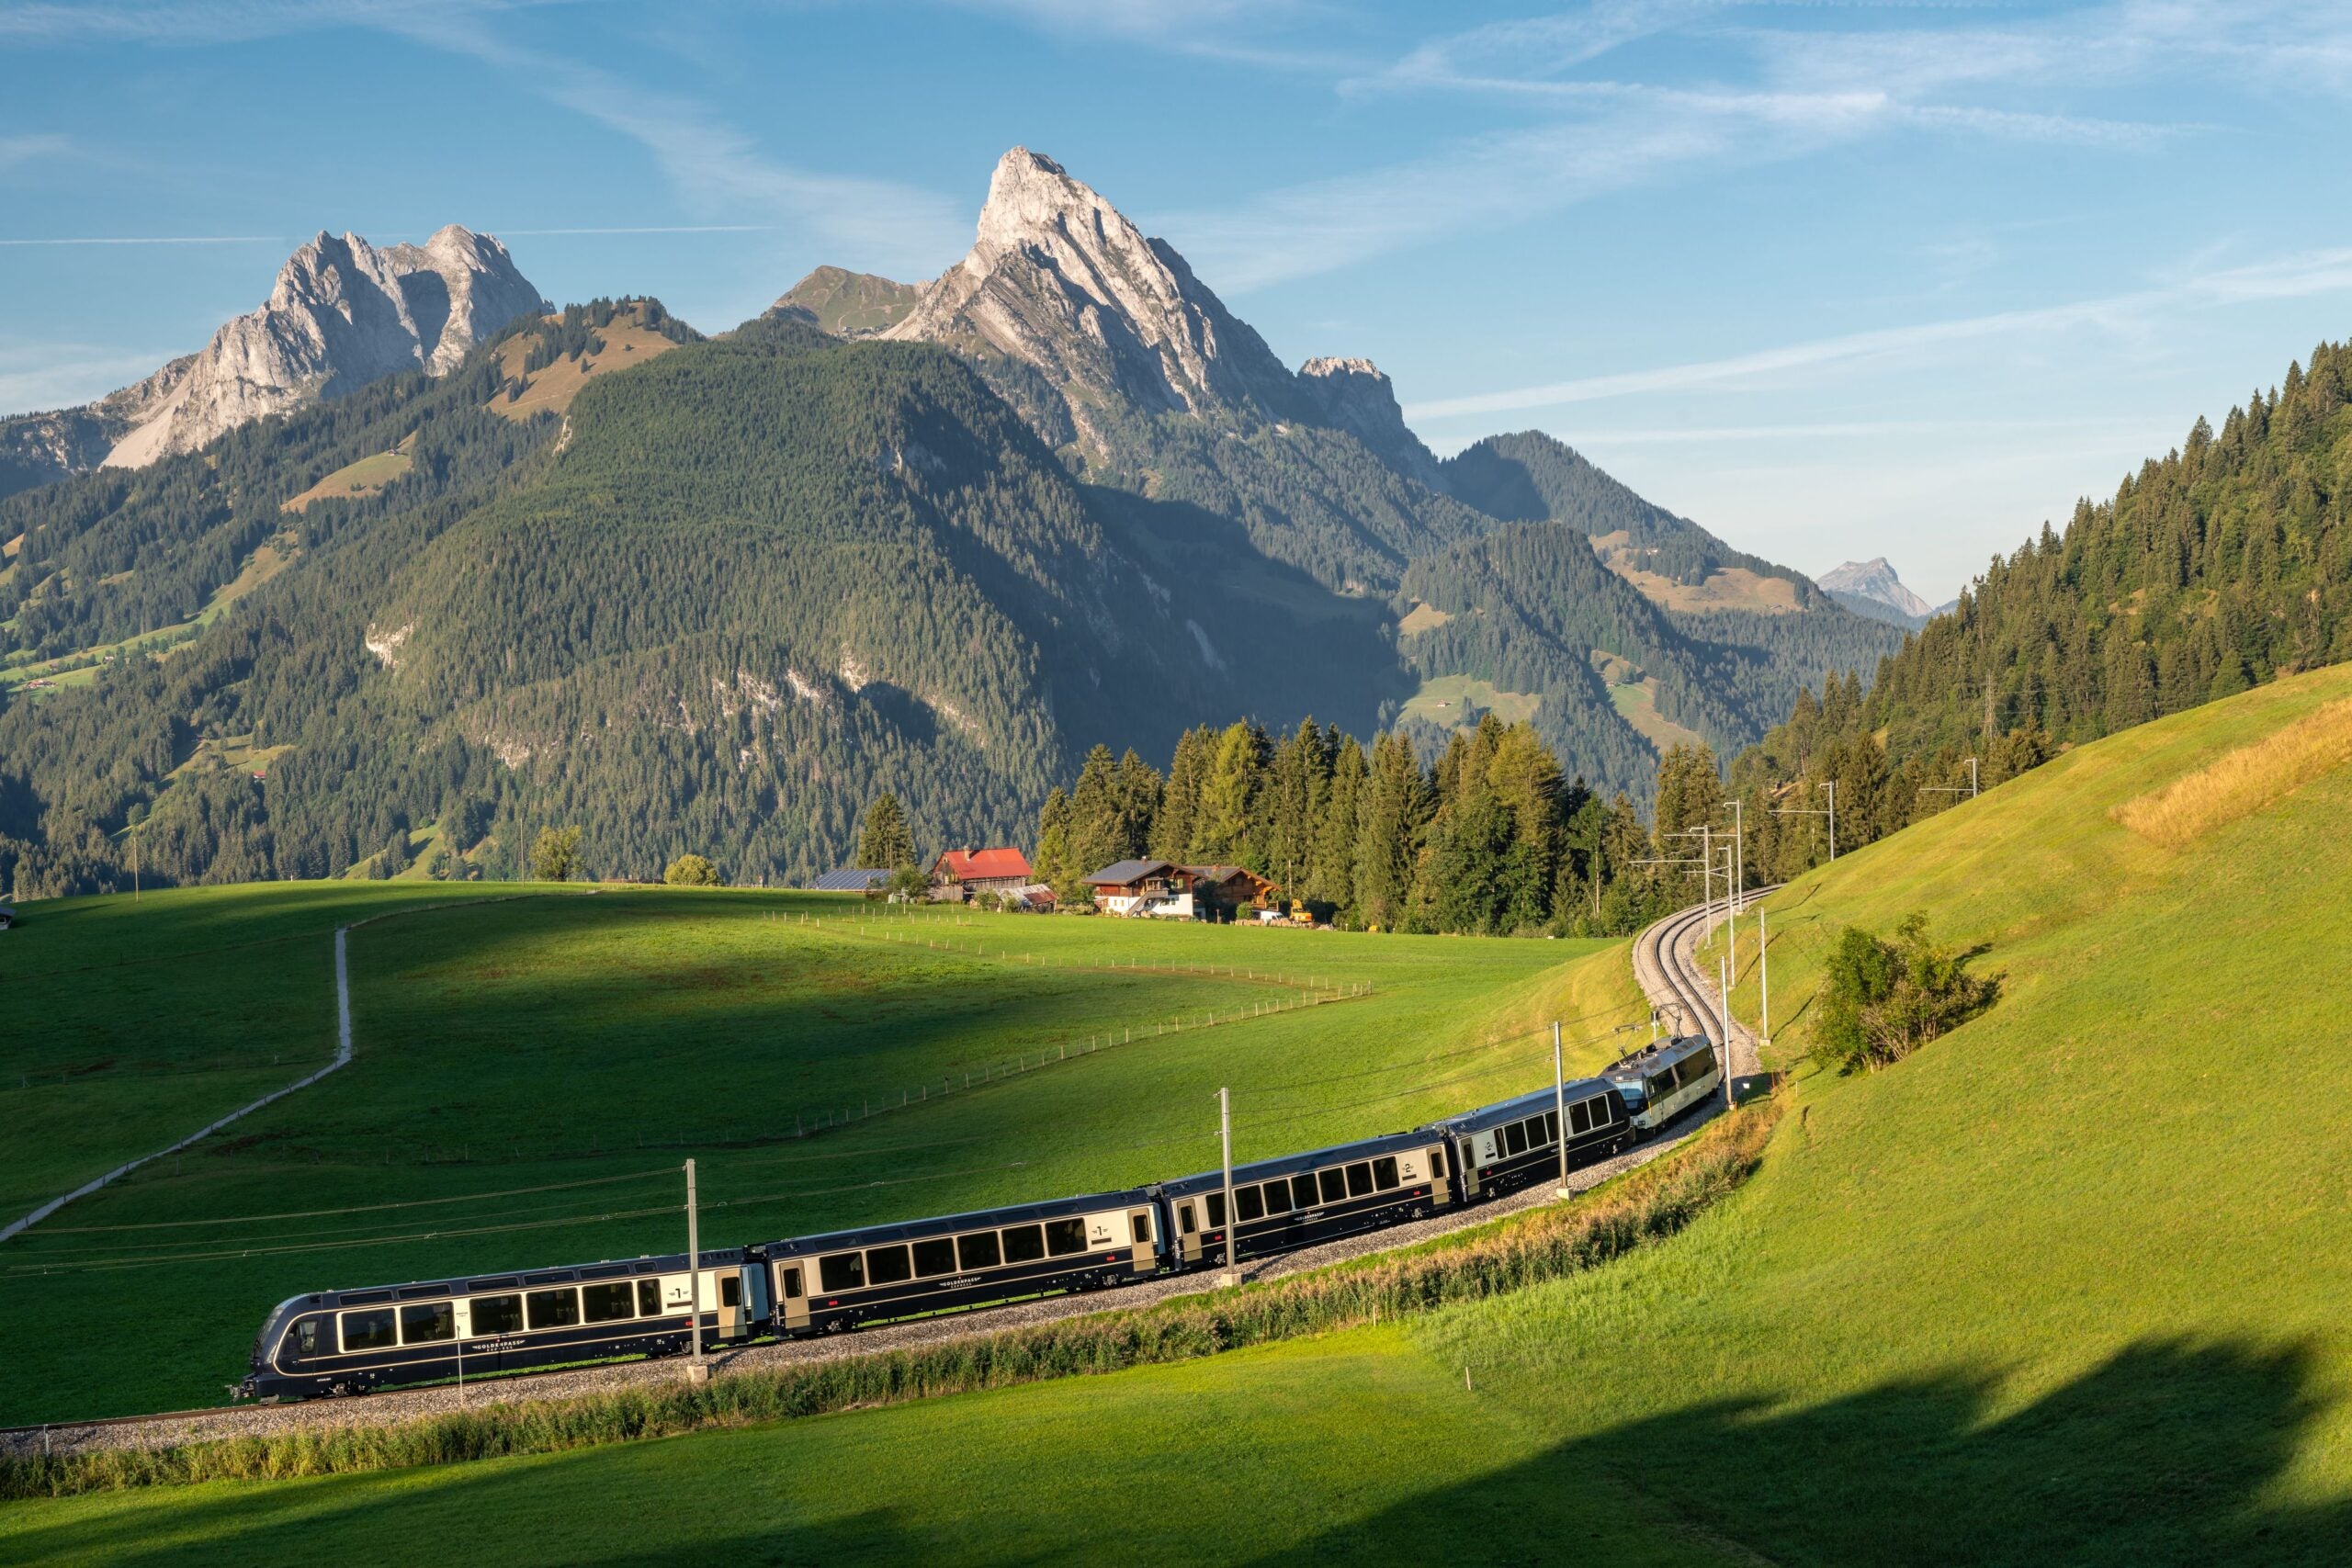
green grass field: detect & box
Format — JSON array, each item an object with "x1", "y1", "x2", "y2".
[
  {"x1": 0, "y1": 888, "x2": 1618, "y2": 1420},
  {"x1": 1398, "y1": 672, "x2": 1542, "y2": 727},
  {"x1": 10, "y1": 666, "x2": 2348, "y2": 1563}
]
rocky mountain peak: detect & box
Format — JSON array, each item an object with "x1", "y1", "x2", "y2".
[
  {"x1": 0, "y1": 225, "x2": 548, "y2": 480},
  {"x1": 1819, "y1": 558, "x2": 1934, "y2": 618},
  {"x1": 886, "y1": 146, "x2": 1302, "y2": 433},
  {"x1": 1298, "y1": 356, "x2": 1446, "y2": 492}
]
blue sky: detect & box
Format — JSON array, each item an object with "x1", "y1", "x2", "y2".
[{"x1": 6, "y1": 1, "x2": 2352, "y2": 601}]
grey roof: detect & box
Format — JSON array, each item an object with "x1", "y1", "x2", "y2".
[
  {"x1": 1083, "y1": 858, "x2": 1174, "y2": 886},
  {"x1": 808, "y1": 867, "x2": 892, "y2": 892}
]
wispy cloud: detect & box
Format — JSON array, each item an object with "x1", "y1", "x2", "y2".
[
  {"x1": 0, "y1": 341, "x2": 170, "y2": 415},
  {"x1": 385, "y1": 13, "x2": 967, "y2": 278},
  {"x1": 1404, "y1": 246, "x2": 2352, "y2": 423},
  {"x1": 0, "y1": 132, "x2": 72, "y2": 172},
  {"x1": 497, "y1": 224, "x2": 775, "y2": 237},
  {"x1": 1161, "y1": 89, "x2": 1873, "y2": 292},
  {"x1": 0, "y1": 232, "x2": 283, "y2": 245},
  {"x1": 0, "y1": 0, "x2": 563, "y2": 44},
  {"x1": 948, "y1": 0, "x2": 1368, "y2": 72}
]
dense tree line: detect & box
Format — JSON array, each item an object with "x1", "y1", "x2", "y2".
[
  {"x1": 1030, "y1": 716, "x2": 1740, "y2": 938},
  {"x1": 1732, "y1": 338, "x2": 2352, "y2": 872}
]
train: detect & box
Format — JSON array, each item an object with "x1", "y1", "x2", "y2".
[{"x1": 238, "y1": 1038, "x2": 1719, "y2": 1402}]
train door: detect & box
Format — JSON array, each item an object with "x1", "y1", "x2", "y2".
[
  {"x1": 1175, "y1": 1198, "x2": 1204, "y2": 1264},
  {"x1": 1424, "y1": 1143, "x2": 1453, "y2": 1206},
  {"x1": 1127, "y1": 1209, "x2": 1157, "y2": 1271},
  {"x1": 774, "y1": 1261, "x2": 809, "y2": 1332}
]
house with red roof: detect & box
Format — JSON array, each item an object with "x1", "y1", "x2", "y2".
[{"x1": 929, "y1": 846, "x2": 1034, "y2": 902}]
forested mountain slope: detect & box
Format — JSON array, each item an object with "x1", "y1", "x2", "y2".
[
  {"x1": 0, "y1": 305, "x2": 1409, "y2": 896},
  {"x1": 1736, "y1": 339, "x2": 2352, "y2": 863}
]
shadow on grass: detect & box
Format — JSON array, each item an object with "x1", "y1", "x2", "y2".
[
  {"x1": 1253, "y1": 1337, "x2": 2346, "y2": 1567},
  {"x1": 8, "y1": 1338, "x2": 2338, "y2": 1567}
]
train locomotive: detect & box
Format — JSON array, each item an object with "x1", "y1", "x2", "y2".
[{"x1": 240, "y1": 1037, "x2": 1715, "y2": 1402}]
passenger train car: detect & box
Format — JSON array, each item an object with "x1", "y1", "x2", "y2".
[
  {"x1": 1429, "y1": 1077, "x2": 1631, "y2": 1201},
  {"x1": 240, "y1": 1247, "x2": 763, "y2": 1401},
  {"x1": 764, "y1": 1189, "x2": 1158, "y2": 1336},
  {"x1": 241, "y1": 1057, "x2": 1707, "y2": 1399},
  {"x1": 1156, "y1": 1130, "x2": 1449, "y2": 1270},
  {"x1": 1604, "y1": 1035, "x2": 1723, "y2": 1134}
]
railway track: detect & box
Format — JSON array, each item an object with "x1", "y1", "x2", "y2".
[
  {"x1": 1633, "y1": 887, "x2": 1779, "y2": 1102},
  {"x1": 6, "y1": 897, "x2": 1761, "y2": 1460}
]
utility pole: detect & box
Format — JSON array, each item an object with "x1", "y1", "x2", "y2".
[
  {"x1": 1553, "y1": 1021, "x2": 1571, "y2": 1200},
  {"x1": 1719, "y1": 797, "x2": 1745, "y2": 916},
  {"x1": 1825, "y1": 779, "x2": 1837, "y2": 862},
  {"x1": 1720, "y1": 952, "x2": 1734, "y2": 1109},
  {"x1": 1217, "y1": 1088, "x2": 1238, "y2": 1288},
  {"x1": 1758, "y1": 903, "x2": 1770, "y2": 1051},
  {"x1": 1967, "y1": 756, "x2": 1979, "y2": 798},
  {"x1": 684, "y1": 1158, "x2": 707, "y2": 1383}
]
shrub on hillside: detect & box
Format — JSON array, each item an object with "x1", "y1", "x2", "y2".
[
  {"x1": 1810, "y1": 912, "x2": 2001, "y2": 1075},
  {"x1": 662, "y1": 853, "x2": 721, "y2": 886}
]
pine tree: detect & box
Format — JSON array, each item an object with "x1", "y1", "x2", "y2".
[{"x1": 855, "y1": 793, "x2": 917, "y2": 870}]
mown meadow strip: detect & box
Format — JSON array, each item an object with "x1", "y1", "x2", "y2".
[{"x1": 2, "y1": 1100, "x2": 1780, "y2": 1500}]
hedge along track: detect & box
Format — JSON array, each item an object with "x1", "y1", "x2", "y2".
[{"x1": 4, "y1": 899, "x2": 1743, "y2": 1461}]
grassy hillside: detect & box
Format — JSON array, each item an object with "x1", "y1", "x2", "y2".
[
  {"x1": 12, "y1": 664, "x2": 2345, "y2": 1562},
  {"x1": 0, "y1": 889, "x2": 1616, "y2": 1420}
]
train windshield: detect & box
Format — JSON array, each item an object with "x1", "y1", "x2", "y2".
[{"x1": 1610, "y1": 1078, "x2": 1646, "y2": 1111}]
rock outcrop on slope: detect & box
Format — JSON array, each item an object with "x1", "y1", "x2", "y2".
[
  {"x1": 1298, "y1": 356, "x2": 1447, "y2": 492},
  {"x1": 0, "y1": 226, "x2": 544, "y2": 497},
  {"x1": 1819, "y1": 557, "x2": 1937, "y2": 628}
]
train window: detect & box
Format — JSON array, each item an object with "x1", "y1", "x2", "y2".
[
  {"x1": 779, "y1": 1267, "x2": 804, "y2": 1300},
  {"x1": 1130, "y1": 1212, "x2": 1154, "y2": 1244},
  {"x1": 912, "y1": 1237, "x2": 958, "y2": 1277},
  {"x1": 1318, "y1": 1168, "x2": 1347, "y2": 1204},
  {"x1": 1204, "y1": 1191, "x2": 1227, "y2": 1228},
  {"x1": 285, "y1": 1315, "x2": 326, "y2": 1358},
  {"x1": 582, "y1": 1283, "x2": 636, "y2": 1324},
  {"x1": 1001, "y1": 1224, "x2": 1046, "y2": 1264},
  {"x1": 1429, "y1": 1146, "x2": 1447, "y2": 1178},
  {"x1": 1504, "y1": 1121, "x2": 1529, "y2": 1157},
  {"x1": 1569, "y1": 1100, "x2": 1590, "y2": 1135},
  {"x1": 470, "y1": 1294, "x2": 523, "y2": 1335},
  {"x1": 818, "y1": 1253, "x2": 865, "y2": 1293},
  {"x1": 1344, "y1": 1162, "x2": 1374, "y2": 1198},
  {"x1": 721, "y1": 1274, "x2": 741, "y2": 1308},
  {"x1": 1177, "y1": 1201, "x2": 1197, "y2": 1234},
  {"x1": 1649, "y1": 1076, "x2": 1673, "y2": 1101},
  {"x1": 638, "y1": 1280, "x2": 663, "y2": 1315},
  {"x1": 1290, "y1": 1175, "x2": 1318, "y2": 1211},
  {"x1": 865, "y1": 1245, "x2": 914, "y2": 1285},
  {"x1": 401, "y1": 1303, "x2": 456, "y2": 1345},
  {"x1": 1544, "y1": 1111, "x2": 1559, "y2": 1143},
  {"x1": 341, "y1": 1307, "x2": 397, "y2": 1351},
  {"x1": 1372, "y1": 1156, "x2": 1400, "y2": 1190},
  {"x1": 1045, "y1": 1218, "x2": 1088, "y2": 1257},
  {"x1": 526, "y1": 1289, "x2": 580, "y2": 1330},
  {"x1": 1259, "y1": 1181, "x2": 1291, "y2": 1216},
  {"x1": 1235, "y1": 1186, "x2": 1264, "y2": 1223},
  {"x1": 957, "y1": 1232, "x2": 1001, "y2": 1270}
]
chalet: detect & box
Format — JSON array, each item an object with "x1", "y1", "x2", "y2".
[
  {"x1": 1184, "y1": 864, "x2": 1279, "y2": 918},
  {"x1": 931, "y1": 846, "x2": 1034, "y2": 902},
  {"x1": 1082, "y1": 860, "x2": 1200, "y2": 919}
]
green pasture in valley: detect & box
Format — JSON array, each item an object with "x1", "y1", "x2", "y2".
[
  {"x1": 12, "y1": 665, "x2": 2349, "y2": 1562},
  {"x1": 0, "y1": 886, "x2": 1611, "y2": 1420}
]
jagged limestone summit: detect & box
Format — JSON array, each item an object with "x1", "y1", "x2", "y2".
[{"x1": 0, "y1": 227, "x2": 544, "y2": 499}]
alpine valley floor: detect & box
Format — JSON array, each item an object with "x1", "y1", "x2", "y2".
[{"x1": 6, "y1": 665, "x2": 2349, "y2": 1564}]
